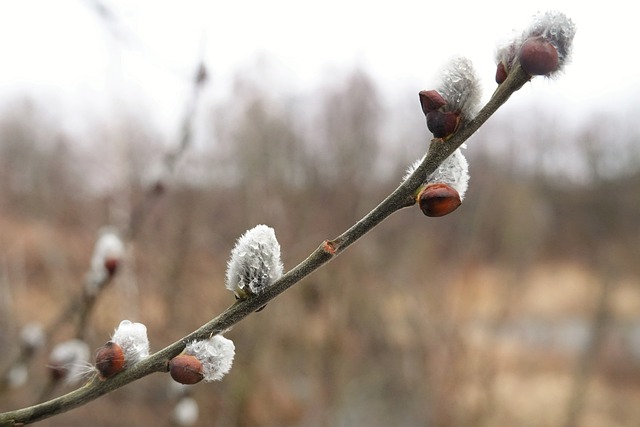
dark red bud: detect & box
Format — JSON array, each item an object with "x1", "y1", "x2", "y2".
[
  {"x1": 518, "y1": 37, "x2": 559, "y2": 76},
  {"x1": 418, "y1": 183, "x2": 462, "y2": 217},
  {"x1": 495, "y1": 62, "x2": 508, "y2": 84},
  {"x1": 169, "y1": 354, "x2": 204, "y2": 385},
  {"x1": 419, "y1": 90, "x2": 447, "y2": 115},
  {"x1": 95, "y1": 341, "x2": 125, "y2": 379},
  {"x1": 104, "y1": 258, "x2": 119, "y2": 277},
  {"x1": 426, "y1": 111, "x2": 460, "y2": 139},
  {"x1": 151, "y1": 180, "x2": 166, "y2": 195}
]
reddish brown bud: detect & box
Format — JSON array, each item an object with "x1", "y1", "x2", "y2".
[
  {"x1": 495, "y1": 62, "x2": 508, "y2": 84},
  {"x1": 418, "y1": 183, "x2": 461, "y2": 217},
  {"x1": 426, "y1": 111, "x2": 460, "y2": 139},
  {"x1": 419, "y1": 90, "x2": 447, "y2": 115},
  {"x1": 95, "y1": 341, "x2": 125, "y2": 379},
  {"x1": 151, "y1": 180, "x2": 166, "y2": 195},
  {"x1": 169, "y1": 354, "x2": 204, "y2": 385},
  {"x1": 518, "y1": 37, "x2": 559, "y2": 76},
  {"x1": 104, "y1": 257, "x2": 119, "y2": 277}
]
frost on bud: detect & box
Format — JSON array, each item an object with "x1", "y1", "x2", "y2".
[
  {"x1": 225, "y1": 224, "x2": 283, "y2": 298},
  {"x1": 87, "y1": 228, "x2": 125, "y2": 293},
  {"x1": 48, "y1": 339, "x2": 90, "y2": 384},
  {"x1": 169, "y1": 335, "x2": 235, "y2": 384},
  {"x1": 496, "y1": 11, "x2": 576, "y2": 82},
  {"x1": 96, "y1": 320, "x2": 149, "y2": 379},
  {"x1": 419, "y1": 57, "x2": 481, "y2": 140}
]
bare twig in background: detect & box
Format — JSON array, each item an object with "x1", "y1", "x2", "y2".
[
  {"x1": 0, "y1": 60, "x2": 207, "y2": 401},
  {"x1": 127, "y1": 60, "x2": 207, "y2": 240}
]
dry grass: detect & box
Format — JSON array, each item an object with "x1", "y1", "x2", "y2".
[{"x1": 1, "y1": 212, "x2": 639, "y2": 426}]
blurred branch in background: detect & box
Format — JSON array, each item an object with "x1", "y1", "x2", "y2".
[{"x1": 0, "y1": 55, "x2": 208, "y2": 402}]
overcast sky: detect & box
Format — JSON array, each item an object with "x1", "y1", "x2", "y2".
[{"x1": 0, "y1": 0, "x2": 637, "y2": 142}]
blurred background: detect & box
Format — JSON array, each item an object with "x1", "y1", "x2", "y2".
[{"x1": 1, "y1": 1, "x2": 640, "y2": 426}]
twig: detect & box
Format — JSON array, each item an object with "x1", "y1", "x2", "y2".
[{"x1": 0, "y1": 63, "x2": 531, "y2": 426}]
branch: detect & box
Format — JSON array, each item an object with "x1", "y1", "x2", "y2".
[{"x1": 0, "y1": 63, "x2": 531, "y2": 426}]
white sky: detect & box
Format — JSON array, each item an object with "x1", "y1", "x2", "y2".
[{"x1": 0, "y1": 0, "x2": 638, "y2": 142}]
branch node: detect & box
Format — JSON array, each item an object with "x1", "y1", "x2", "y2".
[{"x1": 322, "y1": 240, "x2": 338, "y2": 255}]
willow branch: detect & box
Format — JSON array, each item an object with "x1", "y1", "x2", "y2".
[{"x1": 0, "y1": 64, "x2": 530, "y2": 427}]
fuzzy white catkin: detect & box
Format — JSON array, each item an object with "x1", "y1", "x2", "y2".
[
  {"x1": 20, "y1": 322, "x2": 45, "y2": 350},
  {"x1": 88, "y1": 228, "x2": 125, "y2": 290},
  {"x1": 528, "y1": 11, "x2": 576, "y2": 65},
  {"x1": 403, "y1": 147, "x2": 470, "y2": 200},
  {"x1": 184, "y1": 335, "x2": 235, "y2": 382},
  {"x1": 225, "y1": 224, "x2": 284, "y2": 296},
  {"x1": 7, "y1": 364, "x2": 28, "y2": 388},
  {"x1": 437, "y1": 57, "x2": 482, "y2": 120},
  {"x1": 428, "y1": 148, "x2": 469, "y2": 199},
  {"x1": 49, "y1": 339, "x2": 90, "y2": 384},
  {"x1": 111, "y1": 320, "x2": 150, "y2": 365},
  {"x1": 496, "y1": 11, "x2": 576, "y2": 75}
]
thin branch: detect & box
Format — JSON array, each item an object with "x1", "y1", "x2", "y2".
[{"x1": 0, "y1": 63, "x2": 531, "y2": 426}]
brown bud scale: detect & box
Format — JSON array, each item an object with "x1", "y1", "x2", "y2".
[
  {"x1": 518, "y1": 37, "x2": 559, "y2": 76},
  {"x1": 169, "y1": 354, "x2": 204, "y2": 385},
  {"x1": 418, "y1": 183, "x2": 462, "y2": 217},
  {"x1": 95, "y1": 341, "x2": 125, "y2": 379},
  {"x1": 426, "y1": 111, "x2": 460, "y2": 139},
  {"x1": 419, "y1": 90, "x2": 447, "y2": 115},
  {"x1": 495, "y1": 62, "x2": 508, "y2": 84}
]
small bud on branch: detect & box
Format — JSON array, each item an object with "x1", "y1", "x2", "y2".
[
  {"x1": 225, "y1": 225, "x2": 284, "y2": 298},
  {"x1": 496, "y1": 10, "x2": 576, "y2": 82},
  {"x1": 169, "y1": 335, "x2": 235, "y2": 384}
]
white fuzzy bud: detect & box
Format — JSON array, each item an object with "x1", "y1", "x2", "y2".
[
  {"x1": 437, "y1": 57, "x2": 482, "y2": 120},
  {"x1": 184, "y1": 335, "x2": 235, "y2": 382},
  {"x1": 49, "y1": 339, "x2": 90, "y2": 384},
  {"x1": 87, "y1": 228, "x2": 125, "y2": 292},
  {"x1": 420, "y1": 57, "x2": 481, "y2": 139},
  {"x1": 20, "y1": 322, "x2": 45, "y2": 351},
  {"x1": 403, "y1": 147, "x2": 470, "y2": 200},
  {"x1": 7, "y1": 364, "x2": 28, "y2": 388},
  {"x1": 496, "y1": 11, "x2": 576, "y2": 80},
  {"x1": 527, "y1": 11, "x2": 576, "y2": 67},
  {"x1": 111, "y1": 320, "x2": 150, "y2": 365},
  {"x1": 427, "y1": 148, "x2": 470, "y2": 200},
  {"x1": 225, "y1": 225, "x2": 284, "y2": 297}
]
